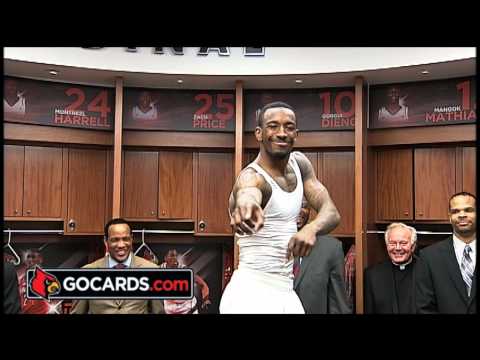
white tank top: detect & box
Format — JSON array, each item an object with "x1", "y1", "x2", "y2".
[
  {"x1": 132, "y1": 105, "x2": 158, "y2": 120},
  {"x1": 237, "y1": 152, "x2": 303, "y2": 278},
  {"x1": 4, "y1": 96, "x2": 26, "y2": 115},
  {"x1": 378, "y1": 105, "x2": 408, "y2": 121}
]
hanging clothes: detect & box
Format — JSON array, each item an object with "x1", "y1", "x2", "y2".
[{"x1": 344, "y1": 244, "x2": 356, "y2": 307}]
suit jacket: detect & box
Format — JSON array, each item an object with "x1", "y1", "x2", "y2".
[
  {"x1": 294, "y1": 235, "x2": 352, "y2": 314},
  {"x1": 364, "y1": 257, "x2": 418, "y2": 314},
  {"x1": 416, "y1": 237, "x2": 476, "y2": 314},
  {"x1": 71, "y1": 255, "x2": 165, "y2": 314},
  {"x1": 3, "y1": 262, "x2": 21, "y2": 314}
]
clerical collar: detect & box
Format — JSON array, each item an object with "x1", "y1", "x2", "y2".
[{"x1": 391, "y1": 256, "x2": 413, "y2": 271}]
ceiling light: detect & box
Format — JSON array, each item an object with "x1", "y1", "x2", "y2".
[
  {"x1": 295, "y1": 79, "x2": 303, "y2": 84},
  {"x1": 48, "y1": 69, "x2": 58, "y2": 76},
  {"x1": 421, "y1": 70, "x2": 430, "y2": 75},
  {"x1": 177, "y1": 79, "x2": 183, "y2": 84}
]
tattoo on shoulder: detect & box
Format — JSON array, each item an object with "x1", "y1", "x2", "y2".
[
  {"x1": 294, "y1": 151, "x2": 314, "y2": 180},
  {"x1": 234, "y1": 167, "x2": 272, "y2": 207},
  {"x1": 233, "y1": 168, "x2": 260, "y2": 193},
  {"x1": 237, "y1": 168, "x2": 259, "y2": 187}
]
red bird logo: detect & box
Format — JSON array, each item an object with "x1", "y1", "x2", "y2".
[{"x1": 29, "y1": 266, "x2": 61, "y2": 300}]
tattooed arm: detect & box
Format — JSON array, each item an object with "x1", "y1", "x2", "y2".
[
  {"x1": 287, "y1": 152, "x2": 340, "y2": 258},
  {"x1": 228, "y1": 168, "x2": 266, "y2": 236}
]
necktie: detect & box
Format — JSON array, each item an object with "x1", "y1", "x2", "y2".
[
  {"x1": 460, "y1": 245, "x2": 474, "y2": 297},
  {"x1": 113, "y1": 263, "x2": 127, "y2": 269}
]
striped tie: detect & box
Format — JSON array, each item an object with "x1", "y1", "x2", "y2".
[{"x1": 460, "y1": 245, "x2": 474, "y2": 297}]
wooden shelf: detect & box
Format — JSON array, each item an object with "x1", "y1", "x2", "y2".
[
  {"x1": 244, "y1": 131, "x2": 355, "y2": 149},
  {"x1": 63, "y1": 232, "x2": 104, "y2": 236},
  {"x1": 375, "y1": 220, "x2": 451, "y2": 225},
  {"x1": 368, "y1": 124, "x2": 475, "y2": 147},
  {"x1": 195, "y1": 233, "x2": 233, "y2": 237},
  {"x1": 123, "y1": 130, "x2": 234, "y2": 149},
  {"x1": 123, "y1": 218, "x2": 194, "y2": 223},
  {"x1": 4, "y1": 217, "x2": 64, "y2": 222},
  {"x1": 5, "y1": 122, "x2": 113, "y2": 146}
]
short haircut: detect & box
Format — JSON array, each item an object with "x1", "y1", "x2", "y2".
[
  {"x1": 448, "y1": 191, "x2": 476, "y2": 212},
  {"x1": 256, "y1": 101, "x2": 295, "y2": 127},
  {"x1": 384, "y1": 222, "x2": 417, "y2": 246},
  {"x1": 104, "y1": 218, "x2": 131, "y2": 239}
]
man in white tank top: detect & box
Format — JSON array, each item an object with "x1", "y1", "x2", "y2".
[
  {"x1": 132, "y1": 91, "x2": 158, "y2": 120},
  {"x1": 220, "y1": 101, "x2": 340, "y2": 314},
  {"x1": 377, "y1": 87, "x2": 408, "y2": 122},
  {"x1": 4, "y1": 79, "x2": 26, "y2": 116}
]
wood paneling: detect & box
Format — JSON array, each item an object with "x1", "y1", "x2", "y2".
[
  {"x1": 23, "y1": 146, "x2": 63, "y2": 218},
  {"x1": 367, "y1": 148, "x2": 377, "y2": 224},
  {"x1": 105, "y1": 150, "x2": 114, "y2": 223},
  {"x1": 112, "y1": 77, "x2": 124, "y2": 218},
  {"x1": 233, "y1": 81, "x2": 243, "y2": 271},
  {"x1": 123, "y1": 131, "x2": 235, "y2": 148},
  {"x1": 4, "y1": 122, "x2": 113, "y2": 146},
  {"x1": 243, "y1": 150, "x2": 258, "y2": 168},
  {"x1": 159, "y1": 151, "x2": 193, "y2": 219},
  {"x1": 244, "y1": 131, "x2": 355, "y2": 149},
  {"x1": 323, "y1": 152, "x2": 355, "y2": 235},
  {"x1": 376, "y1": 149, "x2": 413, "y2": 220},
  {"x1": 317, "y1": 152, "x2": 324, "y2": 183},
  {"x1": 303, "y1": 152, "x2": 318, "y2": 177},
  {"x1": 197, "y1": 152, "x2": 233, "y2": 234},
  {"x1": 354, "y1": 77, "x2": 367, "y2": 314},
  {"x1": 462, "y1": 147, "x2": 476, "y2": 196},
  {"x1": 368, "y1": 124, "x2": 475, "y2": 146},
  {"x1": 122, "y1": 151, "x2": 158, "y2": 219},
  {"x1": 67, "y1": 148, "x2": 106, "y2": 234},
  {"x1": 235, "y1": 81, "x2": 244, "y2": 177},
  {"x1": 61, "y1": 147, "x2": 69, "y2": 222},
  {"x1": 366, "y1": 233, "x2": 388, "y2": 268},
  {"x1": 303, "y1": 152, "x2": 319, "y2": 223},
  {"x1": 192, "y1": 153, "x2": 199, "y2": 233},
  {"x1": 4, "y1": 145, "x2": 24, "y2": 217},
  {"x1": 415, "y1": 148, "x2": 456, "y2": 220}
]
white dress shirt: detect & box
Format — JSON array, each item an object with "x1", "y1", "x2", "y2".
[
  {"x1": 452, "y1": 234, "x2": 476, "y2": 271},
  {"x1": 108, "y1": 252, "x2": 133, "y2": 268}
]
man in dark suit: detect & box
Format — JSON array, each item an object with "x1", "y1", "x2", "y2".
[
  {"x1": 4, "y1": 261, "x2": 21, "y2": 314},
  {"x1": 364, "y1": 222, "x2": 418, "y2": 314},
  {"x1": 294, "y1": 203, "x2": 351, "y2": 314},
  {"x1": 416, "y1": 192, "x2": 476, "y2": 314}
]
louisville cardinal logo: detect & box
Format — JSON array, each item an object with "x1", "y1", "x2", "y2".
[{"x1": 29, "y1": 266, "x2": 61, "y2": 300}]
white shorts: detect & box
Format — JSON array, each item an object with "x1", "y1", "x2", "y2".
[{"x1": 219, "y1": 267, "x2": 304, "y2": 314}]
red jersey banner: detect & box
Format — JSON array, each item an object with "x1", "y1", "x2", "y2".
[
  {"x1": 244, "y1": 88, "x2": 356, "y2": 131},
  {"x1": 369, "y1": 77, "x2": 476, "y2": 129},
  {"x1": 123, "y1": 88, "x2": 235, "y2": 132},
  {"x1": 4, "y1": 77, "x2": 115, "y2": 130}
]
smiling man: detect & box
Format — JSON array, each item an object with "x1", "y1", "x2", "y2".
[
  {"x1": 416, "y1": 192, "x2": 477, "y2": 314},
  {"x1": 220, "y1": 101, "x2": 340, "y2": 314},
  {"x1": 132, "y1": 91, "x2": 158, "y2": 120},
  {"x1": 71, "y1": 218, "x2": 164, "y2": 314},
  {"x1": 364, "y1": 222, "x2": 419, "y2": 314}
]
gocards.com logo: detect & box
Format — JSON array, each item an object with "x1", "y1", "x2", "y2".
[
  {"x1": 29, "y1": 266, "x2": 61, "y2": 300},
  {"x1": 27, "y1": 267, "x2": 193, "y2": 300}
]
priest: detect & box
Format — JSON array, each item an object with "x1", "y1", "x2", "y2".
[{"x1": 364, "y1": 222, "x2": 418, "y2": 314}]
